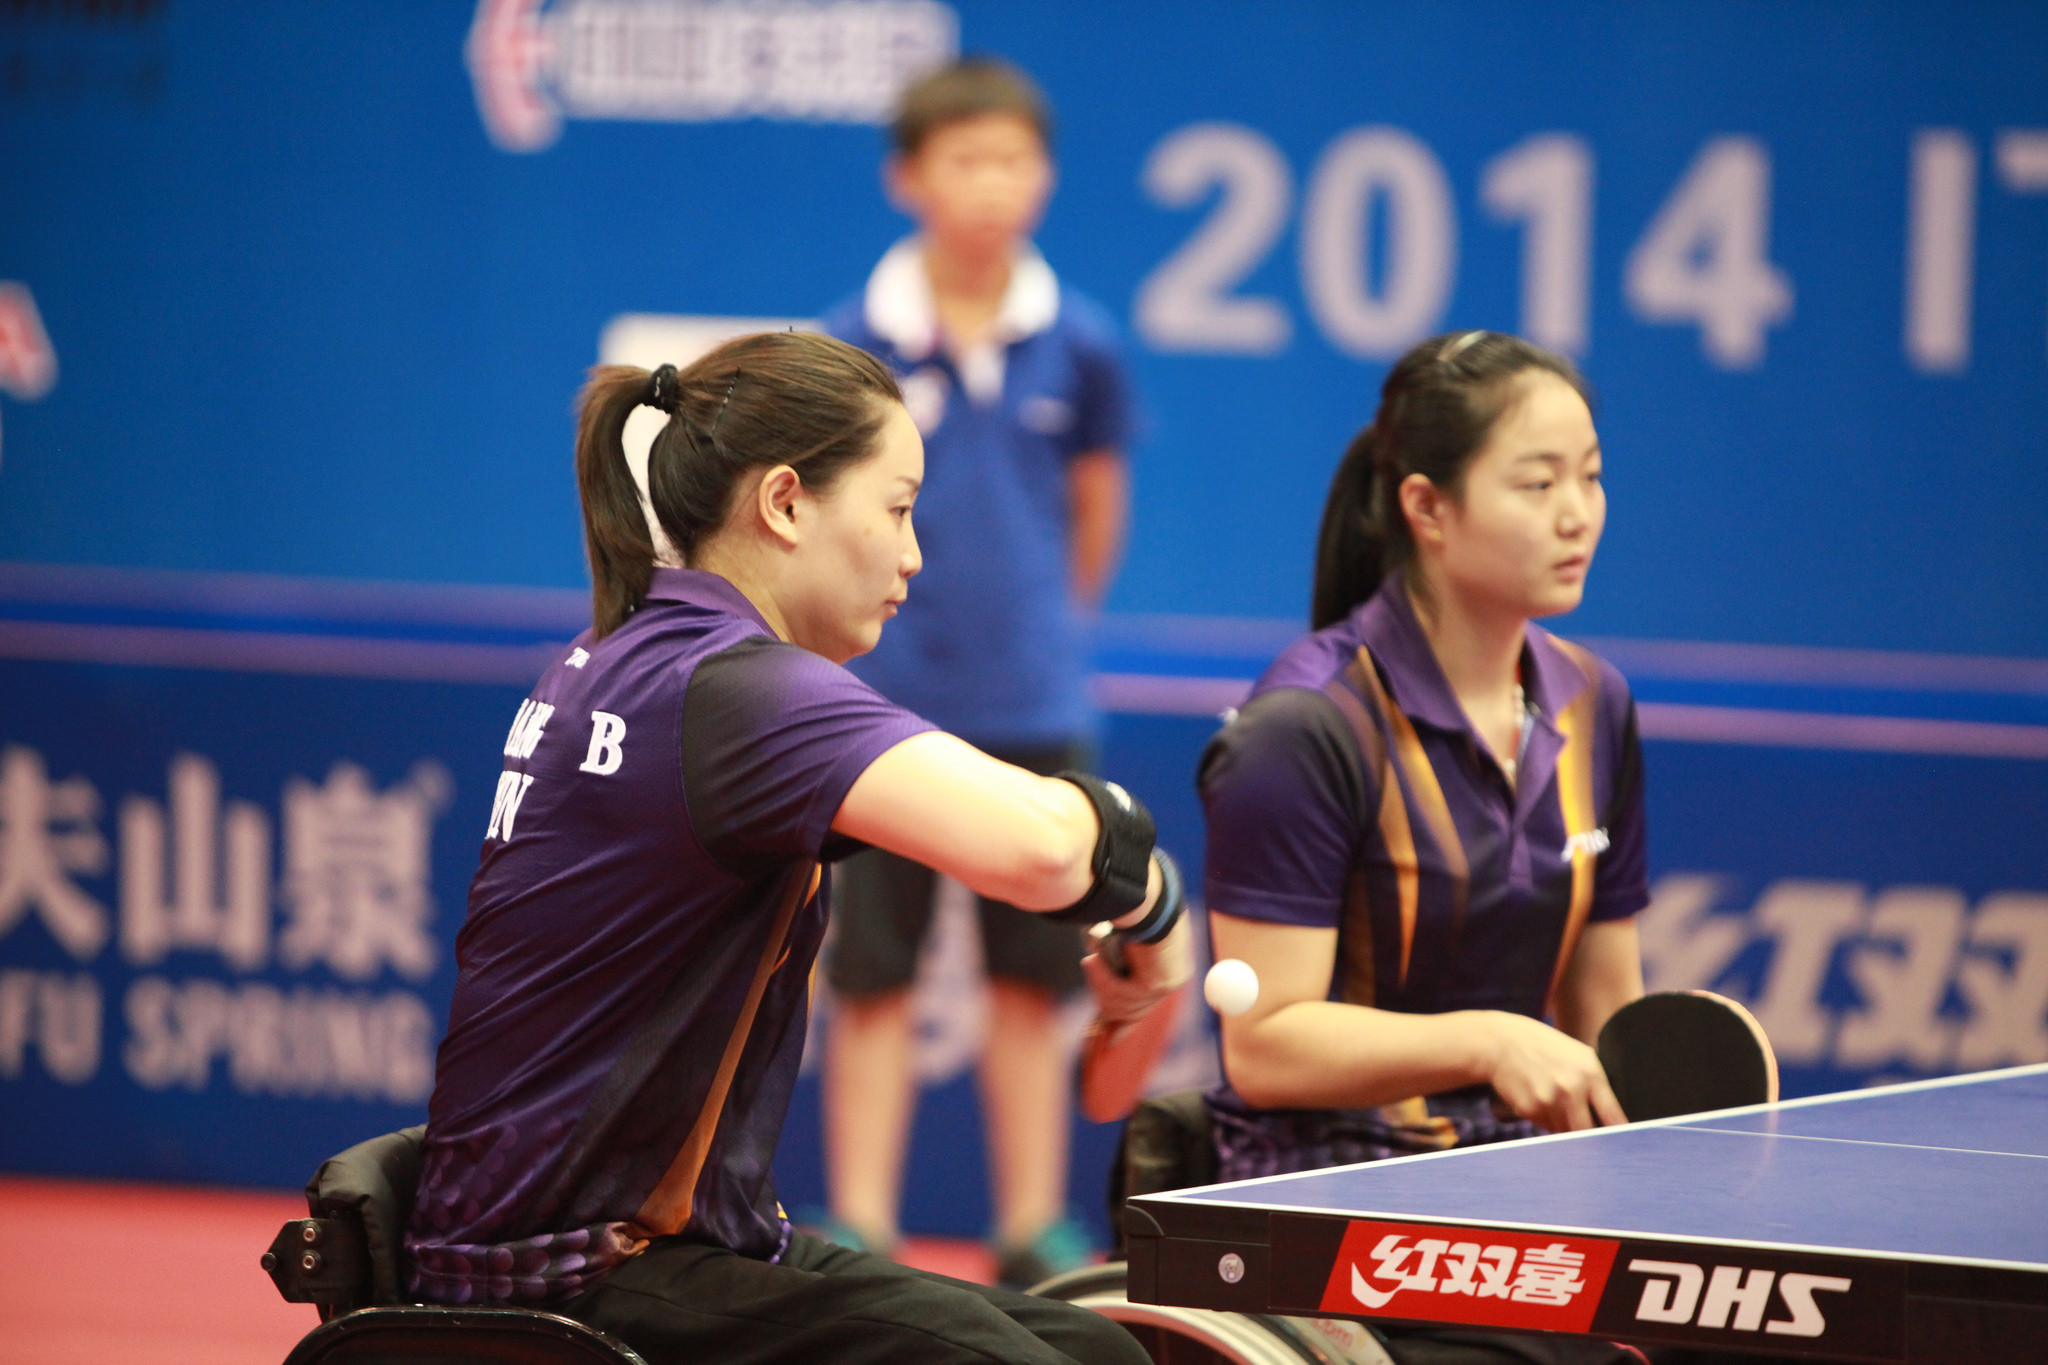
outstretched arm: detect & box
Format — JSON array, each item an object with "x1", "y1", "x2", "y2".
[{"x1": 833, "y1": 731, "x2": 1162, "y2": 916}]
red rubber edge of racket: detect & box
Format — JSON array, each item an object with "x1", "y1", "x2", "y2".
[{"x1": 1078, "y1": 985, "x2": 1185, "y2": 1124}]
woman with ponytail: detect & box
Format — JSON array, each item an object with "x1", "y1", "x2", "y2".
[
  {"x1": 404, "y1": 331, "x2": 1181, "y2": 1365},
  {"x1": 1200, "y1": 329, "x2": 1648, "y2": 1191}
]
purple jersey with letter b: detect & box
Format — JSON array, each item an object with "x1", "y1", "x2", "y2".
[{"x1": 405, "y1": 569, "x2": 934, "y2": 1305}]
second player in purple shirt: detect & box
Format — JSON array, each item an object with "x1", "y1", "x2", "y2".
[{"x1": 1201, "y1": 331, "x2": 1650, "y2": 1185}]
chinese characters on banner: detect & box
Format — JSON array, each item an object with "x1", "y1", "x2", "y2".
[{"x1": 0, "y1": 744, "x2": 449, "y2": 1104}]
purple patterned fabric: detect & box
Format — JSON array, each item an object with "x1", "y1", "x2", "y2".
[{"x1": 1207, "y1": 1085, "x2": 1541, "y2": 1184}]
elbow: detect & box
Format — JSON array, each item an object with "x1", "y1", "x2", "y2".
[{"x1": 1219, "y1": 1024, "x2": 1286, "y2": 1110}]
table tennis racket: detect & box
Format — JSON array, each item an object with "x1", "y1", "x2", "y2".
[
  {"x1": 1077, "y1": 925, "x2": 1187, "y2": 1124},
  {"x1": 1595, "y1": 989, "x2": 1779, "y2": 1123}
]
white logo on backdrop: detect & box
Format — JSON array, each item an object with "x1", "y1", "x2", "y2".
[
  {"x1": 120, "y1": 754, "x2": 270, "y2": 972},
  {"x1": 0, "y1": 746, "x2": 450, "y2": 1103},
  {"x1": 0, "y1": 746, "x2": 110, "y2": 963},
  {"x1": 278, "y1": 762, "x2": 451, "y2": 983},
  {"x1": 1640, "y1": 873, "x2": 2048, "y2": 1076},
  {"x1": 467, "y1": 0, "x2": 958, "y2": 152}
]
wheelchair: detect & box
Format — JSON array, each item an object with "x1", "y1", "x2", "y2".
[
  {"x1": 261, "y1": 1125, "x2": 646, "y2": 1365},
  {"x1": 262, "y1": 1096, "x2": 1386, "y2": 1365},
  {"x1": 1069, "y1": 1088, "x2": 1396, "y2": 1365}
]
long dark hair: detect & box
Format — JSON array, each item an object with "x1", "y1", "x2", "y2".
[
  {"x1": 1311, "y1": 330, "x2": 1589, "y2": 629},
  {"x1": 574, "y1": 332, "x2": 902, "y2": 638}
]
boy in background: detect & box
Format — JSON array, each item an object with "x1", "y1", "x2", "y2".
[{"x1": 821, "y1": 57, "x2": 1137, "y2": 1289}]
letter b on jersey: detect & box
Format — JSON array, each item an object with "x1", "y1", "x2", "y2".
[{"x1": 580, "y1": 712, "x2": 627, "y2": 775}]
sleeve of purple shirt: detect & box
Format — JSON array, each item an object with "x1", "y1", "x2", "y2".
[
  {"x1": 681, "y1": 636, "x2": 937, "y2": 878},
  {"x1": 1197, "y1": 686, "x2": 1367, "y2": 928},
  {"x1": 1589, "y1": 691, "x2": 1650, "y2": 923}
]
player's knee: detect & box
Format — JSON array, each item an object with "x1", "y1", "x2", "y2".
[{"x1": 1041, "y1": 1300, "x2": 1151, "y2": 1365}]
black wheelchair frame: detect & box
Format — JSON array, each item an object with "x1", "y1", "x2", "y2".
[{"x1": 261, "y1": 1125, "x2": 646, "y2": 1365}]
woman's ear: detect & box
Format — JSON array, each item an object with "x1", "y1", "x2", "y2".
[
  {"x1": 1399, "y1": 472, "x2": 1451, "y2": 549},
  {"x1": 755, "y1": 465, "x2": 805, "y2": 549}
]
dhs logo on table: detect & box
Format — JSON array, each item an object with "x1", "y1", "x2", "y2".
[
  {"x1": 1593, "y1": 1247, "x2": 1899, "y2": 1353},
  {"x1": 1317, "y1": 1222, "x2": 1896, "y2": 1354},
  {"x1": 1625, "y1": 1259, "x2": 1849, "y2": 1337}
]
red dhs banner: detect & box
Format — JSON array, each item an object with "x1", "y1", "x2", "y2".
[{"x1": 1319, "y1": 1220, "x2": 1621, "y2": 1334}]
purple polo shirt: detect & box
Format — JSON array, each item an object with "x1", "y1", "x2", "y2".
[
  {"x1": 1199, "y1": 577, "x2": 1647, "y2": 1174},
  {"x1": 406, "y1": 569, "x2": 934, "y2": 1305}
]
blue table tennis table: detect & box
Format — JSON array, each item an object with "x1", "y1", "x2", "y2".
[{"x1": 1124, "y1": 1064, "x2": 2048, "y2": 1362}]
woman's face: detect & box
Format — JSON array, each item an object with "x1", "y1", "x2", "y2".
[
  {"x1": 1426, "y1": 371, "x2": 1605, "y2": 621},
  {"x1": 782, "y1": 402, "x2": 925, "y2": 664}
]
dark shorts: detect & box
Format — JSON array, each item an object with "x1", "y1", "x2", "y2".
[
  {"x1": 562, "y1": 1230, "x2": 1148, "y2": 1365},
  {"x1": 826, "y1": 742, "x2": 1090, "y2": 1000}
]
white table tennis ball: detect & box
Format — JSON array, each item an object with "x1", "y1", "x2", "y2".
[{"x1": 1204, "y1": 958, "x2": 1260, "y2": 1016}]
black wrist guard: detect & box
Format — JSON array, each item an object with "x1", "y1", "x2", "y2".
[
  {"x1": 1116, "y1": 847, "x2": 1184, "y2": 945},
  {"x1": 1043, "y1": 771, "x2": 1156, "y2": 926}
]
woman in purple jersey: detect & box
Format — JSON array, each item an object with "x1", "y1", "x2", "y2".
[
  {"x1": 1198, "y1": 332, "x2": 1651, "y2": 1362},
  {"x1": 408, "y1": 330, "x2": 1186, "y2": 1365},
  {"x1": 1202, "y1": 329, "x2": 1649, "y2": 1168}
]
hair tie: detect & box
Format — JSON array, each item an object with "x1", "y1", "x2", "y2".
[
  {"x1": 1437, "y1": 330, "x2": 1486, "y2": 363},
  {"x1": 643, "y1": 363, "x2": 678, "y2": 414}
]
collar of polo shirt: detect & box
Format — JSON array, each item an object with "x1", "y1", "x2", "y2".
[
  {"x1": 861, "y1": 237, "x2": 1060, "y2": 405},
  {"x1": 1352, "y1": 576, "x2": 1591, "y2": 745}
]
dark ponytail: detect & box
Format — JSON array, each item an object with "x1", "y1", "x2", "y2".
[
  {"x1": 1310, "y1": 329, "x2": 1588, "y2": 629},
  {"x1": 573, "y1": 332, "x2": 903, "y2": 638},
  {"x1": 1310, "y1": 423, "x2": 1386, "y2": 632},
  {"x1": 575, "y1": 366, "x2": 663, "y2": 640}
]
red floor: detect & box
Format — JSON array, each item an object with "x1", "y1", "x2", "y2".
[{"x1": 0, "y1": 1176, "x2": 996, "y2": 1365}]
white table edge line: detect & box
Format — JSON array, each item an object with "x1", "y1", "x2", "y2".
[
  {"x1": 1124, "y1": 1199, "x2": 2048, "y2": 1272},
  {"x1": 1147, "y1": 1064, "x2": 2048, "y2": 1200},
  {"x1": 1660, "y1": 1125, "x2": 2048, "y2": 1161},
  {"x1": 1735, "y1": 1062, "x2": 2048, "y2": 1112}
]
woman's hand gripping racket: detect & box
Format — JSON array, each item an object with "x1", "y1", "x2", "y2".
[
  {"x1": 1076, "y1": 853, "x2": 1194, "y2": 1123},
  {"x1": 1595, "y1": 989, "x2": 1780, "y2": 1123}
]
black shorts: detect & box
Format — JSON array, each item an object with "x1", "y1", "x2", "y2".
[{"x1": 826, "y1": 742, "x2": 1090, "y2": 1000}]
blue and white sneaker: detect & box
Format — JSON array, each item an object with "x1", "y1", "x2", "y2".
[{"x1": 993, "y1": 1217, "x2": 1096, "y2": 1291}]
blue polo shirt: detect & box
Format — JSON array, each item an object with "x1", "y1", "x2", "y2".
[
  {"x1": 406, "y1": 569, "x2": 934, "y2": 1305},
  {"x1": 1198, "y1": 577, "x2": 1648, "y2": 1174},
  {"x1": 824, "y1": 241, "x2": 1137, "y2": 747}
]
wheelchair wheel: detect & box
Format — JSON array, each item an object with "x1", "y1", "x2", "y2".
[{"x1": 1028, "y1": 1262, "x2": 1395, "y2": 1365}]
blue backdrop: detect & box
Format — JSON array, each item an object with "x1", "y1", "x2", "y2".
[{"x1": 3, "y1": 0, "x2": 2046, "y2": 1242}]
